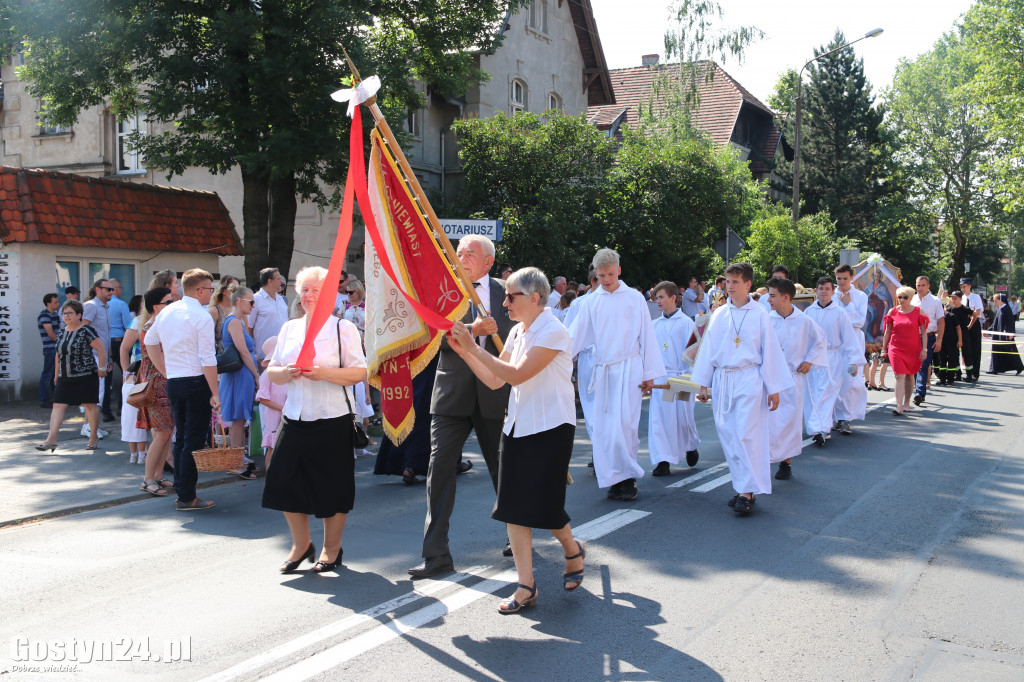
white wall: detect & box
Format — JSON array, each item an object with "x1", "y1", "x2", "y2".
[{"x1": 0, "y1": 243, "x2": 220, "y2": 401}]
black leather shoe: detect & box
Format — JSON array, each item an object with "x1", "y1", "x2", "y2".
[
  {"x1": 408, "y1": 555, "x2": 455, "y2": 579},
  {"x1": 502, "y1": 541, "x2": 513, "y2": 557},
  {"x1": 912, "y1": 394, "x2": 924, "y2": 406},
  {"x1": 652, "y1": 461, "x2": 671, "y2": 477},
  {"x1": 686, "y1": 449, "x2": 699, "y2": 467},
  {"x1": 455, "y1": 460, "x2": 473, "y2": 475}
]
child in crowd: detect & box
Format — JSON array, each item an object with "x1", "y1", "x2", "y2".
[
  {"x1": 692, "y1": 262, "x2": 793, "y2": 516},
  {"x1": 648, "y1": 281, "x2": 700, "y2": 477},
  {"x1": 805, "y1": 277, "x2": 865, "y2": 436},
  {"x1": 766, "y1": 277, "x2": 829, "y2": 480},
  {"x1": 255, "y1": 336, "x2": 287, "y2": 470},
  {"x1": 937, "y1": 292, "x2": 967, "y2": 385}
]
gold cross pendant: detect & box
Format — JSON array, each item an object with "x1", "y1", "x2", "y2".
[{"x1": 734, "y1": 336, "x2": 741, "y2": 348}]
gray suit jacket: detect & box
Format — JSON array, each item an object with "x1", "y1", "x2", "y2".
[{"x1": 430, "y1": 277, "x2": 515, "y2": 420}]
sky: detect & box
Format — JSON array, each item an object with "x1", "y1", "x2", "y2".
[{"x1": 588, "y1": 0, "x2": 977, "y2": 105}]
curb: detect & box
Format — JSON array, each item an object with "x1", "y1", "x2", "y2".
[{"x1": 0, "y1": 474, "x2": 253, "y2": 531}]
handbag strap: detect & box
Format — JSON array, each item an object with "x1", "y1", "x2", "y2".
[{"x1": 337, "y1": 319, "x2": 355, "y2": 416}]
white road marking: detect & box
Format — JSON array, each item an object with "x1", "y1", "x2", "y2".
[
  {"x1": 206, "y1": 509, "x2": 651, "y2": 682},
  {"x1": 665, "y1": 462, "x2": 729, "y2": 488},
  {"x1": 691, "y1": 473, "x2": 733, "y2": 492}
]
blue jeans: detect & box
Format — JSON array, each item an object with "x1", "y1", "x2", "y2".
[
  {"x1": 39, "y1": 347, "x2": 56, "y2": 405},
  {"x1": 166, "y1": 376, "x2": 213, "y2": 503},
  {"x1": 915, "y1": 333, "x2": 937, "y2": 398}
]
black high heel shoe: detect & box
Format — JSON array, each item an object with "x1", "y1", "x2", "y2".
[
  {"x1": 280, "y1": 542, "x2": 315, "y2": 574},
  {"x1": 313, "y1": 548, "x2": 343, "y2": 573},
  {"x1": 34, "y1": 443, "x2": 58, "y2": 452}
]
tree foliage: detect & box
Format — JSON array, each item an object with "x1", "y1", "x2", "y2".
[
  {"x1": 885, "y1": 27, "x2": 1000, "y2": 290},
  {"x1": 10, "y1": 0, "x2": 523, "y2": 281},
  {"x1": 451, "y1": 111, "x2": 764, "y2": 287},
  {"x1": 737, "y1": 204, "x2": 852, "y2": 287},
  {"x1": 800, "y1": 31, "x2": 885, "y2": 241}
]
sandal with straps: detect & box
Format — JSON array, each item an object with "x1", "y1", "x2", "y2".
[
  {"x1": 141, "y1": 480, "x2": 169, "y2": 497},
  {"x1": 498, "y1": 583, "x2": 537, "y2": 614},
  {"x1": 563, "y1": 541, "x2": 586, "y2": 591}
]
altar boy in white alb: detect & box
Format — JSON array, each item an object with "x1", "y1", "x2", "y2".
[
  {"x1": 805, "y1": 277, "x2": 866, "y2": 436},
  {"x1": 692, "y1": 263, "x2": 793, "y2": 516},
  {"x1": 834, "y1": 264, "x2": 869, "y2": 424},
  {"x1": 648, "y1": 281, "x2": 700, "y2": 477},
  {"x1": 766, "y1": 277, "x2": 829, "y2": 481},
  {"x1": 569, "y1": 249, "x2": 664, "y2": 502}
]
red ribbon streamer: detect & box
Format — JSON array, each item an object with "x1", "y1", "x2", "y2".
[{"x1": 295, "y1": 103, "x2": 456, "y2": 369}]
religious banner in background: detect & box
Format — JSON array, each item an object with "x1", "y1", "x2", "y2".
[
  {"x1": 364, "y1": 131, "x2": 468, "y2": 444},
  {"x1": 852, "y1": 253, "x2": 903, "y2": 350}
]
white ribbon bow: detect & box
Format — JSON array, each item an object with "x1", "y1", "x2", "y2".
[{"x1": 330, "y1": 75, "x2": 381, "y2": 117}]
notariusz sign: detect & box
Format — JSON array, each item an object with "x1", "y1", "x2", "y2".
[{"x1": 439, "y1": 219, "x2": 502, "y2": 243}]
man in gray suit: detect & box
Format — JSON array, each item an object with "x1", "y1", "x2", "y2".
[{"x1": 409, "y1": 235, "x2": 515, "y2": 578}]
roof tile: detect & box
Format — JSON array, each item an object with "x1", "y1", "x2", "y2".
[{"x1": 0, "y1": 166, "x2": 242, "y2": 255}]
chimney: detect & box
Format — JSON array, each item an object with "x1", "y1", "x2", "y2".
[{"x1": 642, "y1": 54, "x2": 660, "y2": 67}]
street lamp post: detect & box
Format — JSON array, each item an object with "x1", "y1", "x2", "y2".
[{"x1": 791, "y1": 28, "x2": 884, "y2": 222}]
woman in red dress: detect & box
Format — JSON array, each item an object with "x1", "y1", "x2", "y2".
[{"x1": 881, "y1": 286, "x2": 929, "y2": 415}]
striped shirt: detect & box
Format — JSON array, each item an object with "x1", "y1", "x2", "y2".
[{"x1": 38, "y1": 310, "x2": 60, "y2": 350}]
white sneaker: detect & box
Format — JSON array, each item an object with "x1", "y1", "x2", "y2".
[
  {"x1": 81, "y1": 423, "x2": 91, "y2": 437},
  {"x1": 129, "y1": 453, "x2": 138, "y2": 464},
  {"x1": 137, "y1": 453, "x2": 147, "y2": 465},
  {"x1": 97, "y1": 428, "x2": 109, "y2": 439}
]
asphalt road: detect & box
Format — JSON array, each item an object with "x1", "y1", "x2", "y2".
[{"x1": 2, "y1": 374, "x2": 1023, "y2": 681}]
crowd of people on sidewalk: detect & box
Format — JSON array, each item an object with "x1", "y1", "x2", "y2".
[{"x1": 30, "y1": 236, "x2": 1023, "y2": 616}]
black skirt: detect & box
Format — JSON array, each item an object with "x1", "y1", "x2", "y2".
[
  {"x1": 261, "y1": 414, "x2": 355, "y2": 518},
  {"x1": 53, "y1": 373, "x2": 99, "y2": 406},
  {"x1": 491, "y1": 422, "x2": 575, "y2": 530}
]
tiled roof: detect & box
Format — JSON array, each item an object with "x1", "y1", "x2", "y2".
[
  {"x1": 0, "y1": 166, "x2": 242, "y2": 255},
  {"x1": 587, "y1": 61, "x2": 783, "y2": 173}
]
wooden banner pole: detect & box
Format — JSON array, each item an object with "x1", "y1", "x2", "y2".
[{"x1": 341, "y1": 49, "x2": 503, "y2": 353}]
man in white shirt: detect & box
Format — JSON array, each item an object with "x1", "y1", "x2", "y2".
[
  {"x1": 911, "y1": 275, "x2": 945, "y2": 405},
  {"x1": 959, "y1": 278, "x2": 984, "y2": 382},
  {"x1": 680, "y1": 276, "x2": 705, "y2": 319},
  {"x1": 707, "y1": 276, "x2": 726, "y2": 306},
  {"x1": 547, "y1": 276, "x2": 567, "y2": 309},
  {"x1": 249, "y1": 268, "x2": 289, "y2": 363},
  {"x1": 146, "y1": 269, "x2": 221, "y2": 511},
  {"x1": 569, "y1": 248, "x2": 664, "y2": 502}
]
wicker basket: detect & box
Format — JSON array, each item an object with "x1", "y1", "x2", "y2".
[{"x1": 192, "y1": 423, "x2": 245, "y2": 472}]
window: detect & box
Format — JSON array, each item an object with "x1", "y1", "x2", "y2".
[
  {"x1": 405, "y1": 108, "x2": 421, "y2": 138},
  {"x1": 56, "y1": 261, "x2": 80, "y2": 306},
  {"x1": 117, "y1": 112, "x2": 145, "y2": 173},
  {"x1": 38, "y1": 101, "x2": 71, "y2": 135},
  {"x1": 547, "y1": 92, "x2": 561, "y2": 112},
  {"x1": 510, "y1": 79, "x2": 527, "y2": 115},
  {"x1": 527, "y1": 1, "x2": 548, "y2": 33},
  {"x1": 88, "y1": 263, "x2": 137, "y2": 302}
]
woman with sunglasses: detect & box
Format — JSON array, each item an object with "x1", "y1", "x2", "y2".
[
  {"x1": 881, "y1": 285, "x2": 930, "y2": 415},
  {"x1": 447, "y1": 267, "x2": 584, "y2": 615},
  {"x1": 35, "y1": 299, "x2": 108, "y2": 452},
  {"x1": 134, "y1": 288, "x2": 176, "y2": 495},
  {"x1": 219, "y1": 287, "x2": 260, "y2": 477}
]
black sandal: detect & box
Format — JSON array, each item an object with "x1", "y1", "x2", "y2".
[
  {"x1": 563, "y1": 541, "x2": 586, "y2": 591},
  {"x1": 313, "y1": 548, "x2": 343, "y2": 573},
  {"x1": 498, "y1": 583, "x2": 537, "y2": 614}
]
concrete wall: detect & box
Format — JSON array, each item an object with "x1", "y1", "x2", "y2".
[{"x1": 0, "y1": 242, "x2": 219, "y2": 402}]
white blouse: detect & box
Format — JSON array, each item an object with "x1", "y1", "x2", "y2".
[
  {"x1": 503, "y1": 308, "x2": 576, "y2": 437},
  {"x1": 270, "y1": 317, "x2": 367, "y2": 421}
]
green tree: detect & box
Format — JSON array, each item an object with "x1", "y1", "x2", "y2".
[
  {"x1": 886, "y1": 27, "x2": 1001, "y2": 290},
  {"x1": 450, "y1": 111, "x2": 615, "y2": 281},
  {"x1": 800, "y1": 30, "x2": 885, "y2": 240},
  {"x1": 11, "y1": 0, "x2": 521, "y2": 281},
  {"x1": 963, "y1": 0, "x2": 1024, "y2": 212},
  {"x1": 737, "y1": 203, "x2": 851, "y2": 287}
]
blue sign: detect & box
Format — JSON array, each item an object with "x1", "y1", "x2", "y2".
[{"x1": 439, "y1": 218, "x2": 502, "y2": 243}]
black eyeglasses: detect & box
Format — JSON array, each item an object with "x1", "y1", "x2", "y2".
[
  {"x1": 100, "y1": 287, "x2": 115, "y2": 292},
  {"x1": 157, "y1": 300, "x2": 173, "y2": 306},
  {"x1": 241, "y1": 299, "x2": 255, "y2": 304},
  {"x1": 897, "y1": 295, "x2": 909, "y2": 300},
  {"x1": 504, "y1": 291, "x2": 526, "y2": 302}
]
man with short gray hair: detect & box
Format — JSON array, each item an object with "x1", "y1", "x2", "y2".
[
  {"x1": 547, "y1": 276, "x2": 567, "y2": 309},
  {"x1": 249, "y1": 267, "x2": 288, "y2": 362},
  {"x1": 568, "y1": 248, "x2": 664, "y2": 502}
]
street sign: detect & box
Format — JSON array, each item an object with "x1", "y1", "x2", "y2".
[
  {"x1": 713, "y1": 229, "x2": 745, "y2": 262},
  {"x1": 996, "y1": 285, "x2": 1007, "y2": 292},
  {"x1": 439, "y1": 218, "x2": 502, "y2": 243}
]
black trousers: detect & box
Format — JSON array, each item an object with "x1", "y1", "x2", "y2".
[
  {"x1": 966, "y1": 324, "x2": 983, "y2": 379},
  {"x1": 421, "y1": 407, "x2": 502, "y2": 560}
]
